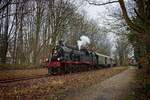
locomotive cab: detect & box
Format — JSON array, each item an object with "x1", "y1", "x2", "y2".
[
  {"x1": 51, "y1": 46, "x2": 64, "y2": 61},
  {"x1": 50, "y1": 40, "x2": 65, "y2": 62}
]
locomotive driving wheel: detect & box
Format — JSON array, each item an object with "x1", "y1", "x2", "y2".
[
  {"x1": 64, "y1": 64, "x2": 69, "y2": 74},
  {"x1": 48, "y1": 67, "x2": 57, "y2": 75},
  {"x1": 48, "y1": 68, "x2": 52, "y2": 75}
]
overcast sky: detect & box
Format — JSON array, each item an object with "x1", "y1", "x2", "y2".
[
  {"x1": 78, "y1": 0, "x2": 120, "y2": 56},
  {"x1": 80, "y1": 1, "x2": 119, "y2": 20}
]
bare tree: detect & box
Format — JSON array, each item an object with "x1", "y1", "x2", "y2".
[{"x1": 0, "y1": 0, "x2": 10, "y2": 63}]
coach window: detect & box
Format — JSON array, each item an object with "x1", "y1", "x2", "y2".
[{"x1": 105, "y1": 57, "x2": 107, "y2": 64}]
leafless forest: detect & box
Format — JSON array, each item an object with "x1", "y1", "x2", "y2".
[
  {"x1": 0, "y1": 0, "x2": 150, "y2": 66},
  {"x1": 0, "y1": 0, "x2": 114, "y2": 65}
]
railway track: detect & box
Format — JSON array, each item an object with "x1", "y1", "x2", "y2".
[
  {"x1": 0, "y1": 70, "x2": 92, "y2": 83},
  {"x1": 0, "y1": 66, "x2": 107, "y2": 84},
  {"x1": 0, "y1": 74, "x2": 50, "y2": 83}
]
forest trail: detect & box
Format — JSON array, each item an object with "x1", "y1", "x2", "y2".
[{"x1": 64, "y1": 67, "x2": 137, "y2": 100}]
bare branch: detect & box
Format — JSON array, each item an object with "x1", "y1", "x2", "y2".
[
  {"x1": 134, "y1": 8, "x2": 150, "y2": 25},
  {"x1": 0, "y1": 9, "x2": 35, "y2": 20},
  {"x1": 118, "y1": 0, "x2": 145, "y2": 33},
  {"x1": 0, "y1": 0, "x2": 12, "y2": 12},
  {"x1": 86, "y1": 0, "x2": 119, "y2": 6}
]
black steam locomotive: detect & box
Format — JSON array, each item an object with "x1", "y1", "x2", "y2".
[{"x1": 47, "y1": 41, "x2": 113, "y2": 74}]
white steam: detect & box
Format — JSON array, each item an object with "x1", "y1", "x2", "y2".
[{"x1": 77, "y1": 35, "x2": 90, "y2": 50}]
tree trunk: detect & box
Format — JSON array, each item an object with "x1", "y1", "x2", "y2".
[
  {"x1": 33, "y1": 0, "x2": 42, "y2": 65},
  {"x1": 0, "y1": 3, "x2": 9, "y2": 64}
]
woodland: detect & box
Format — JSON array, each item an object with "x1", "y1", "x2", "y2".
[{"x1": 0, "y1": 0, "x2": 150, "y2": 67}]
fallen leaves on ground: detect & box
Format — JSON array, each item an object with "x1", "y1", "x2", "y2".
[
  {"x1": 0, "y1": 66, "x2": 127, "y2": 100},
  {"x1": 0, "y1": 68, "x2": 47, "y2": 80}
]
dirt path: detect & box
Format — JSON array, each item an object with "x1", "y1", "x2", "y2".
[{"x1": 64, "y1": 68, "x2": 136, "y2": 100}]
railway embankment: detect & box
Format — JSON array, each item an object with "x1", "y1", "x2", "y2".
[{"x1": 0, "y1": 68, "x2": 47, "y2": 80}]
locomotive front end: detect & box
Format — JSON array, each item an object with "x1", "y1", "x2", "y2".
[{"x1": 47, "y1": 46, "x2": 63, "y2": 68}]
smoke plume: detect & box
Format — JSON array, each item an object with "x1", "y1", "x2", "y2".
[{"x1": 77, "y1": 35, "x2": 90, "y2": 50}]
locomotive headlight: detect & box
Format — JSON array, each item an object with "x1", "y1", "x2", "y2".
[
  {"x1": 54, "y1": 50, "x2": 57, "y2": 53},
  {"x1": 57, "y1": 58, "x2": 60, "y2": 61}
]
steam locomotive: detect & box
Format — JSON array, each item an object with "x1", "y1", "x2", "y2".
[{"x1": 47, "y1": 41, "x2": 114, "y2": 74}]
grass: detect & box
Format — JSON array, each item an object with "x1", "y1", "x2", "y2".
[
  {"x1": 0, "y1": 64, "x2": 43, "y2": 70},
  {"x1": 0, "y1": 68, "x2": 47, "y2": 80}
]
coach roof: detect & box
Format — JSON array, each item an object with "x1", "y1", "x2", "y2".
[{"x1": 95, "y1": 52, "x2": 112, "y2": 59}]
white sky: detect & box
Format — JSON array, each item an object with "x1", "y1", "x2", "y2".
[
  {"x1": 78, "y1": 0, "x2": 120, "y2": 56},
  {"x1": 79, "y1": 0, "x2": 119, "y2": 20},
  {"x1": 81, "y1": 4, "x2": 106, "y2": 19}
]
